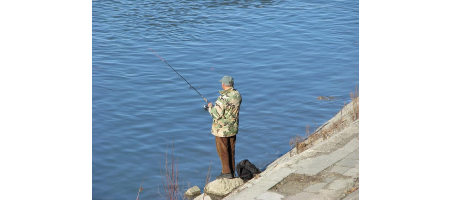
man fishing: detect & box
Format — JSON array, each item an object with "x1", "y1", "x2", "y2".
[
  {"x1": 149, "y1": 49, "x2": 242, "y2": 179},
  {"x1": 207, "y1": 76, "x2": 242, "y2": 179}
]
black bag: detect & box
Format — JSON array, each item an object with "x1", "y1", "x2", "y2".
[{"x1": 236, "y1": 159, "x2": 261, "y2": 181}]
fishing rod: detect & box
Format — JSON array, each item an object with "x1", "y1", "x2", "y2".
[{"x1": 148, "y1": 48, "x2": 211, "y2": 108}]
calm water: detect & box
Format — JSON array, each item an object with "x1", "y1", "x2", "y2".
[{"x1": 92, "y1": 0, "x2": 358, "y2": 199}]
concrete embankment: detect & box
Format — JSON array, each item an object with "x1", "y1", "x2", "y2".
[{"x1": 194, "y1": 98, "x2": 359, "y2": 200}]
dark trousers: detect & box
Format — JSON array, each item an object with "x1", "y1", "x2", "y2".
[{"x1": 215, "y1": 135, "x2": 236, "y2": 174}]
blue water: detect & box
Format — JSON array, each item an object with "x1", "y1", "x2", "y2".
[{"x1": 92, "y1": 0, "x2": 358, "y2": 199}]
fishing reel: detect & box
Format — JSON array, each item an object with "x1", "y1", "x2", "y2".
[{"x1": 203, "y1": 104, "x2": 209, "y2": 111}]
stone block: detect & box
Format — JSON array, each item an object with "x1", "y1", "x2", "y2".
[
  {"x1": 204, "y1": 178, "x2": 244, "y2": 196},
  {"x1": 194, "y1": 193, "x2": 211, "y2": 200},
  {"x1": 185, "y1": 186, "x2": 201, "y2": 197}
]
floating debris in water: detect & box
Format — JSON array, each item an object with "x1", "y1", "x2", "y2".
[{"x1": 317, "y1": 96, "x2": 335, "y2": 100}]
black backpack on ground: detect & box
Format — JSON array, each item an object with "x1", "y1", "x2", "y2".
[{"x1": 236, "y1": 159, "x2": 261, "y2": 181}]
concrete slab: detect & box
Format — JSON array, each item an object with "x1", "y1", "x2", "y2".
[
  {"x1": 224, "y1": 114, "x2": 359, "y2": 200},
  {"x1": 330, "y1": 165, "x2": 350, "y2": 174},
  {"x1": 303, "y1": 182, "x2": 328, "y2": 192},
  {"x1": 223, "y1": 180, "x2": 278, "y2": 200},
  {"x1": 317, "y1": 189, "x2": 338, "y2": 197},
  {"x1": 325, "y1": 177, "x2": 337, "y2": 183},
  {"x1": 263, "y1": 168, "x2": 293, "y2": 183},
  {"x1": 346, "y1": 149, "x2": 359, "y2": 159},
  {"x1": 329, "y1": 138, "x2": 359, "y2": 157},
  {"x1": 335, "y1": 158, "x2": 358, "y2": 168},
  {"x1": 294, "y1": 156, "x2": 334, "y2": 175},
  {"x1": 343, "y1": 167, "x2": 359, "y2": 178},
  {"x1": 326, "y1": 178, "x2": 354, "y2": 190},
  {"x1": 285, "y1": 191, "x2": 330, "y2": 200},
  {"x1": 294, "y1": 138, "x2": 359, "y2": 175},
  {"x1": 224, "y1": 187, "x2": 260, "y2": 200},
  {"x1": 250, "y1": 179, "x2": 279, "y2": 190},
  {"x1": 255, "y1": 192, "x2": 284, "y2": 200}
]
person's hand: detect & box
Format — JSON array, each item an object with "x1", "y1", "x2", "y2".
[{"x1": 208, "y1": 103, "x2": 213, "y2": 107}]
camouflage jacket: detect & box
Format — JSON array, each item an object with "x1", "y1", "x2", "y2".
[{"x1": 208, "y1": 87, "x2": 242, "y2": 137}]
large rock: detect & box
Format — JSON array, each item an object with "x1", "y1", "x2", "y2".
[
  {"x1": 185, "y1": 186, "x2": 201, "y2": 197},
  {"x1": 193, "y1": 193, "x2": 212, "y2": 200},
  {"x1": 204, "y1": 178, "x2": 244, "y2": 196}
]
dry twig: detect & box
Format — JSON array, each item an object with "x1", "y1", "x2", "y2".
[
  {"x1": 161, "y1": 143, "x2": 180, "y2": 200},
  {"x1": 136, "y1": 177, "x2": 146, "y2": 200}
]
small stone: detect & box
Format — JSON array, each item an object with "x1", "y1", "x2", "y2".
[{"x1": 185, "y1": 186, "x2": 201, "y2": 197}]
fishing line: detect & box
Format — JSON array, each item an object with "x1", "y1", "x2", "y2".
[{"x1": 148, "y1": 47, "x2": 210, "y2": 105}]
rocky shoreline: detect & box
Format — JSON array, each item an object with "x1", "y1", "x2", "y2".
[{"x1": 187, "y1": 96, "x2": 359, "y2": 200}]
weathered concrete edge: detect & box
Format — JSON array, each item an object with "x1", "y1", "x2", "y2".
[
  {"x1": 224, "y1": 132, "x2": 359, "y2": 200},
  {"x1": 223, "y1": 102, "x2": 359, "y2": 199}
]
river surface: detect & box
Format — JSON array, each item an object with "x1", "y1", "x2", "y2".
[{"x1": 92, "y1": 0, "x2": 358, "y2": 199}]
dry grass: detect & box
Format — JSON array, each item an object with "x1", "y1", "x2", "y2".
[
  {"x1": 160, "y1": 143, "x2": 181, "y2": 200},
  {"x1": 202, "y1": 163, "x2": 211, "y2": 200},
  {"x1": 289, "y1": 135, "x2": 302, "y2": 155},
  {"x1": 289, "y1": 86, "x2": 359, "y2": 156},
  {"x1": 320, "y1": 115, "x2": 345, "y2": 140},
  {"x1": 204, "y1": 162, "x2": 212, "y2": 187},
  {"x1": 350, "y1": 85, "x2": 359, "y2": 121},
  {"x1": 346, "y1": 177, "x2": 359, "y2": 194},
  {"x1": 305, "y1": 124, "x2": 310, "y2": 139},
  {"x1": 346, "y1": 185, "x2": 359, "y2": 194},
  {"x1": 289, "y1": 126, "x2": 309, "y2": 155},
  {"x1": 206, "y1": 162, "x2": 212, "y2": 185},
  {"x1": 181, "y1": 182, "x2": 191, "y2": 200}
]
